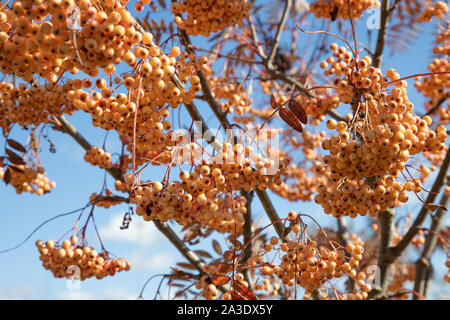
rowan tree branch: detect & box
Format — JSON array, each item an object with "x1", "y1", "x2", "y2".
[
  {"x1": 176, "y1": 29, "x2": 288, "y2": 242},
  {"x1": 424, "y1": 95, "x2": 447, "y2": 117},
  {"x1": 389, "y1": 147, "x2": 450, "y2": 262},
  {"x1": 372, "y1": 0, "x2": 391, "y2": 68},
  {"x1": 240, "y1": 190, "x2": 255, "y2": 290},
  {"x1": 266, "y1": 0, "x2": 292, "y2": 69},
  {"x1": 53, "y1": 115, "x2": 228, "y2": 293},
  {"x1": 413, "y1": 179, "x2": 449, "y2": 299}
]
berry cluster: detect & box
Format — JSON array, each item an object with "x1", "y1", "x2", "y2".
[
  {"x1": 0, "y1": 0, "x2": 153, "y2": 82},
  {"x1": 434, "y1": 29, "x2": 450, "y2": 56},
  {"x1": 208, "y1": 71, "x2": 252, "y2": 115},
  {"x1": 135, "y1": 177, "x2": 248, "y2": 235},
  {"x1": 262, "y1": 238, "x2": 369, "y2": 298},
  {"x1": 415, "y1": 58, "x2": 450, "y2": 124},
  {"x1": 417, "y1": 1, "x2": 448, "y2": 22},
  {"x1": 314, "y1": 44, "x2": 448, "y2": 217},
  {"x1": 310, "y1": 0, "x2": 380, "y2": 20},
  {"x1": 171, "y1": 0, "x2": 252, "y2": 37},
  {"x1": 0, "y1": 81, "x2": 78, "y2": 127},
  {"x1": 36, "y1": 237, "x2": 131, "y2": 280},
  {"x1": 84, "y1": 145, "x2": 114, "y2": 170},
  {"x1": 0, "y1": 164, "x2": 55, "y2": 195}
]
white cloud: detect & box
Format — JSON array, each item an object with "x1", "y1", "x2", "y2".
[
  {"x1": 103, "y1": 287, "x2": 137, "y2": 300},
  {"x1": 99, "y1": 213, "x2": 165, "y2": 245},
  {"x1": 0, "y1": 286, "x2": 34, "y2": 299},
  {"x1": 129, "y1": 251, "x2": 176, "y2": 271},
  {"x1": 58, "y1": 290, "x2": 96, "y2": 300}
]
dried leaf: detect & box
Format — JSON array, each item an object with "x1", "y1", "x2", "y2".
[
  {"x1": 212, "y1": 240, "x2": 222, "y2": 255},
  {"x1": 279, "y1": 107, "x2": 303, "y2": 132},
  {"x1": 288, "y1": 99, "x2": 308, "y2": 124},
  {"x1": 233, "y1": 281, "x2": 257, "y2": 300},
  {"x1": 211, "y1": 275, "x2": 230, "y2": 286},
  {"x1": 194, "y1": 250, "x2": 213, "y2": 259},
  {"x1": 5, "y1": 149, "x2": 26, "y2": 165},
  {"x1": 270, "y1": 94, "x2": 278, "y2": 109},
  {"x1": 217, "y1": 263, "x2": 232, "y2": 274},
  {"x1": 176, "y1": 262, "x2": 197, "y2": 270},
  {"x1": 424, "y1": 203, "x2": 447, "y2": 212},
  {"x1": 3, "y1": 167, "x2": 11, "y2": 185},
  {"x1": 6, "y1": 139, "x2": 26, "y2": 153},
  {"x1": 8, "y1": 165, "x2": 24, "y2": 173}
]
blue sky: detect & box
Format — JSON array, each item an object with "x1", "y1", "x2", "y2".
[{"x1": 0, "y1": 1, "x2": 448, "y2": 299}]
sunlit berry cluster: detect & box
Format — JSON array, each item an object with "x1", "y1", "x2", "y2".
[
  {"x1": 387, "y1": 263, "x2": 415, "y2": 299},
  {"x1": 415, "y1": 58, "x2": 450, "y2": 124},
  {"x1": 433, "y1": 29, "x2": 450, "y2": 56},
  {"x1": 0, "y1": 81, "x2": 78, "y2": 127},
  {"x1": 84, "y1": 145, "x2": 114, "y2": 169},
  {"x1": 0, "y1": 0, "x2": 153, "y2": 82},
  {"x1": 36, "y1": 237, "x2": 131, "y2": 280},
  {"x1": 208, "y1": 72, "x2": 252, "y2": 115},
  {"x1": 171, "y1": 0, "x2": 252, "y2": 37},
  {"x1": 134, "y1": 178, "x2": 248, "y2": 235},
  {"x1": 310, "y1": 0, "x2": 380, "y2": 20},
  {"x1": 0, "y1": 164, "x2": 55, "y2": 195},
  {"x1": 417, "y1": 1, "x2": 448, "y2": 22}
]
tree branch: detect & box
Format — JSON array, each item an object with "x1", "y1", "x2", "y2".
[
  {"x1": 372, "y1": 0, "x2": 391, "y2": 68},
  {"x1": 240, "y1": 190, "x2": 254, "y2": 290},
  {"x1": 389, "y1": 147, "x2": 450, "y2": 262},
  {"x1": 53, "y1": 115, "x2": 228, "y2": 293},
  {"x1": 413, "y1": 180, "x2": 449, "y2": 299},
  {"x1": 266, "y1": 0, "x2": 292, "y2": 69}
]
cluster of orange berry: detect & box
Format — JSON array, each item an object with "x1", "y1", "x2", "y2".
[
  {"x1": 0, "y1": 164, "x2": 55, "y2": 195},
  {"x1": 415, "y1": 58, "x2": 450, "y2": 124},
  {"x1": 171, "y1": 0, "x2": 252, "y2": 37},
  {"x1": 84, "y1": 145, "x2": 114, "y2": 170},
  {"x1": 36, "y1": 237, "x2": 131, "y2": 280},
  {"x1": 417, "y1": 1, "x2": 448, "y2": 22},
  {"x1": 134, "y1": 177, "x2": 248, "y2": 235},
  {"x1": 387, "y1": 263, "x2": 415, "y2": 299},
  {"x1": 310, "y1": 0, "x2": 380, "y2": 20},
  {"x1": 315, "y1": 44, "x2": 447, "y2": 217},
  {"x1": 262, "y1": 239, "x2": 369, "y2": 298},
  {"x1": 89, "y1": 190, "x2": 125, "y2": 208},
  {"x1": 0, "y1": 81, "x2": 78, "y2": 127},
  {"x1": 208, "y1": 72, "x2": 252, "y2": 115},
  {"x1": 0, "y1": 0, "x2": 154, "y2": 82},
  {"x1": 434, "y1": 29, "x2": 450, "y2": 56}
]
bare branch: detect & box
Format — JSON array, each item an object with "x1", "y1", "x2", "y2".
[
  {"x1": 413, "y1": 180, "x2": 449, "y2": 299},
  {"x1": 266, "y1": 0, "x2": 292, "y2": 69},
  {"x1": 389, "y1": 148, "x2": 450, "y2": 262}
]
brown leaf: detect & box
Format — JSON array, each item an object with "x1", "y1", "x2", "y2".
[
  {"x1": 270, "y1": 94, "x2": 278, "y2": 109},
  {"x1": 8, "y1": 165, "x2": 24, "y2": 173},
  {"x1": 3, "y1": 167, "x2": 11, "y2": 185},
  {"x1": 5, "y1": 149, "x2": 26, "y2": 165},
  {"x1": 176, "y1": 262, "x2": 197, "y2": 270},
  {"x1": 211, "y1": 275, "x2": 230, "y2": 286},
  {"x1": 217, "y1": 263, "x2": 232, "y2": 274},
  {"x1": 6, "y1": 139, "x2": 26, "y2": 153},
  {"x1": 424, "y1": 203, "x2": 447, "y2": 212},
  {"x1": 288, "y1": 99, "x2": 308, "y2": 124},
  {"x1": 212, "y1": 240, "x2": 222, "y2": 255},
  {"x1": 194, "y1": 250, "x2": 213, "y2": 259},
  {"x1": 279, "y1": 107, "x2": 303, "y2": 132},
  {"x1": 174, "y1": 290, "x2": 186, "y2": 298},
  {"x1": 233, "y1": 281, "x2": 257, "y2": 300}
]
